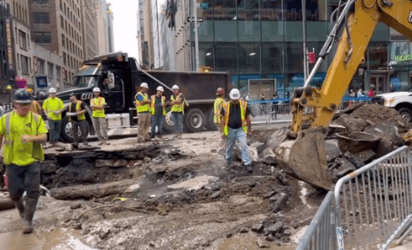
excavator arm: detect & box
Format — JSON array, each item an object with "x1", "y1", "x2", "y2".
[{"x1": 276, "y1": 0, "x2": 412, "y2": 190}]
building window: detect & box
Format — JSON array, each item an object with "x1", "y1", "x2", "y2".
[
  {"x1": 239, "y1": 43, "x2": 261, "y2": 74},
  {"x1": 21, "y1": 55, "x2": 29, "y2": 74},
  {"x1": 213, "y1": 0, "x2": 236, "y2": 20},
  {"x1": 285, "y1": 42, "x2": 303, "y2": 73},
  {"x1": 17, "y1": 53, "x2": 20, "y2": 70},
  {"x1": 215, "y1": 43, "x2": 238, "y2": 74},
  {"x1": 284, "y1": 0, "x2": 302, "y2": 21},
  {"x1": 38, "y1": 59, "x2": 45, "y2": 75},
  {"x1": 19, "y1": 30, "x2": 27, "y2": 50},
  {"x1": 60, "y1": 0, "x2": 62, "y2": 11},
  {"x1": 369, "y1": 42, "x2": 388, "y2": 71},
  {"x1": 33, "y1": 0, "x2": 48, "y2": 4},
  {"x1": 56, "y1": 66, "x2": 61, "y2": 81},
  {"x1": 48, "y1": 63, "x2": 54, "y2": 78},
  {"x1": 62, "y1": 34, "x2": 65, "y2": 47},
  {"x1": 34, "y1": 32, "x2": 51, "y2": 43},
  {"x1": 33, "y1": 12, "x2": 50, "y2": 23},
  {"x1": 60, "y1": 15, "x2": 64, "y2": 28},
  {"x1": 261, "y1": 0, "x2": 282, "y2": 20},
  {"x1": 63, "y1": 52, "x2": 66, "y2": 65},
  {"x1": 262, "y1": 43, "x2": 283, "y2": 74},
  {"x1": 237, "y1": 0, "x2": 259, "y2": 21}
]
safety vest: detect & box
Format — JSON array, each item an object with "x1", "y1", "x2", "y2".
[
  {"x1": 135, "y1": 92, "x2": 150, "y2": 113},
  {"x1": 171, "y1": 94, "x2": 184, "y2": 114},
  {"x1": 92, "y1": 97, "x2": 105, "y2": 118},
  {"x1": 68, "y1": 101, "x2": 86, "y2": 122},
  {"x1": 43, "y1": 97, "x2": 64, "y2": 121},
  {"x1": 2, "y1": 111, "x2": 44, "y2": 165},
  {"x1": 214, "y1": 97, "x2": 225, "y2": 124},
  {"x1": 151, "y1": 95, "x2": 166, "y2": 116},
  {"x1": 222, "y1": 101, "x2": 248, "y2": 136}
]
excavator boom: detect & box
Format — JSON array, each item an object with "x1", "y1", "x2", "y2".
[{"x1": 276, "y1": 0, "x2": 412, "y2": 190}]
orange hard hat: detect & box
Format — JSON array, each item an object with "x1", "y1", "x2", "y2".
[{"x1": 216, "y1": 88, "x2": 224, "y2": 95}]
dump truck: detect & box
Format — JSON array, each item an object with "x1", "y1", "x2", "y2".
[{"x1": 37, "y1": 52, "x2": 231, "y2": 141}]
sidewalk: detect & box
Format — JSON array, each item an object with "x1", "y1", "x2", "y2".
[{"x1": 251, "y1": 113, "x2": 292, "y2": 124}]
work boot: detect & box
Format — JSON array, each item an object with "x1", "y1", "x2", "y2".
[
  {"x1": 22, "y1": 220, "x2": 33, "y2": 234},
  {"x1": 23, "y1": 197, "x2": 38, "y2": 234},
  {"x1": 15, "y1": 199, "x2": 25, "y2": 219}
]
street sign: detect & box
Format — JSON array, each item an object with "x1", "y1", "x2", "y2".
[
  {"x1": 36, "y1": 76, "x2": 48, "y2": 88},
  {"x1": 199, "y1": 3, "x2": 209, "y2": 9},
  {"x1": 187, "y1": 17, "x2": 203, "y2": 23}
]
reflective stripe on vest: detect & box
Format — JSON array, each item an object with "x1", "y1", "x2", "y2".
[
  {"x1": 222, "y1": 101, "x2": 248, "y2": 136},
  {"x1": 171, "y1": 94, "x2": 184, "y2": 114},
  {"x1": 135, "y1": 92, "x2": 150, "y2": 113},
  {"x1": 4, "y1": 111, "x2": 44, "y2": 165},
  {"x1": 214, "y1": 98, "x2": 224, "y2": 124},
  {"x1": 150, "y1": 95, "x2": 166, "y2": 116},
  {"x1": 68, "y1": 101, "x2": 86, "y2": 122}
]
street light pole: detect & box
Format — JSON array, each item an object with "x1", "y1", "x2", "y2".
[
  {"x1": 193, "y1": 0, "x2": 199, "y2": 72},
  {"x1": 302, "y1": 0, "x2": 307, "y2": 81}
]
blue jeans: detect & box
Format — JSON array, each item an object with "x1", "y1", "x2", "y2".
[
  {"x1": 225, "y1": 127, "x2": 251, "y2": 166},
  {"x1": 172, "y1": 112, "x2": 184, "y2": 134},
  {"x1": 49, "y1": 120, "x2": 61, "y2": 142},
  {"x1": 151, "y1": 115, "x2": 164, "y2": 137}
]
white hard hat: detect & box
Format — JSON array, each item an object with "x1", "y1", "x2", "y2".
[
  {"x1": 156, "y1": 86, "x2": 164, "y2": 92},
  {"x1": 49, "y1": 88, "x2": 56, "y2": 93},
  {"x1": 93, "y1": 87, "x2": 101, "y2": 92},
  {"x1": 140, "y1": 82, "x2": 149, "y2": 89},
  {"x1": 172, "y1": 85, "x2": 179, "y2": 90},
  {"x1": 229, "y1": 88, "x2": 241, "y2": 100}
]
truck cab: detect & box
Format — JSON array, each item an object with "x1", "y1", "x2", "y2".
[{"x1": 372, "y1": 85, "x2": 412, "y2": 123}]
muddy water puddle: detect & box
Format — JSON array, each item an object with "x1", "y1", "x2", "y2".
[{"x1": 0, "y1": 229, "x2": 94, "y2": 250}]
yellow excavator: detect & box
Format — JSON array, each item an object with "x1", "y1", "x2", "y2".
[{"x1": 276, "y1": 0, "x2": 412, "y2": 190}]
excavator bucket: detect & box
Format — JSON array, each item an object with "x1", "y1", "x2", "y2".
[{"x1": 275, "y1": 129, "x2": 334, "y2": 190}]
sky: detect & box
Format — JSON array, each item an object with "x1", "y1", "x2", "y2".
[{"x1": 110, "y1": 0, "x2": 139, "y2": 59}]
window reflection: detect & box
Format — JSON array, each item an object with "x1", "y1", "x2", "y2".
[
  {"x1": 197, "y1": 0, "x2": 213, "y2": 20},
  {"x1": 213, "y1": 0, "x2": 236, "y2": 20},
  {"x1": 284, "y1": 0, "x2": 302, "y2": 21},
  {"x1": 237, "y1": 0, "x2": 259, "y2": 21},
  {"x1": 239, "y1": 43, "x2": 261, "y2": 74},
  {"x1": 262, "y1": 43, "x2": 282, "y2": 73},
  {"x1": 199, "y1": 43, "x2": 214, "y2": 69},
  {"x1": 215, "y1": 43, "x2": 238, "y2": 74},
  {"x1": 285, "y1": 42, "x2": 303, "y2": 73},
  {"x1": 261, "y1": 0, "x2": 282, "y2": 21},
  {"x1": 369, "y1": 43, "x2": 388, "y2": 70}
]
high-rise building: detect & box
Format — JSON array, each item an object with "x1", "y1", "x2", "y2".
[
  {"x1": 80, "y1": 0, "x2": 98, "y2": 60},
  {"x1": 28, "y1": 0, "x2": 84, "y2": 88},
  {"x1": 106, "y1": 2, "x2": 113, "y2": 53},
  {"x1": 0, "y1": 2, "x2": 15, "y2": 102},
  {"x1": 95, "y1": 0, "x2": 108, "y2": 55},
  {"x1": 6, "y1": 0, "x2": 33, "y2": 83}
]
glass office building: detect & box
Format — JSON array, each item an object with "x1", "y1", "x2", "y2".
[{"x1": 190, "y1": 0, "x2": 412, "y2": 98}]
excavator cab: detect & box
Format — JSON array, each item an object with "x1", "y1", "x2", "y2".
[{"x1": 276, "y1": 0, "x2": 412, "y2": 190}]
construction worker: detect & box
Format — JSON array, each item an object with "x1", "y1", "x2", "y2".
[
  {"x1": 42, "y1": 88, "x2": 64, "y2": 147},
  {"x1": 135, "y1": 82, "x2": 151, "y2": 142},
  {"x1": 90, "y1": 87, "x2": 110, "y2": 145},
  {"x1": 150, "y1": 86, "x2": 166, "y2": 139},
  {"x1": 0, "y1": 89, "x2": 48, "y2": 234},
  {"x1": 63, "y1": 93, "x2": 89, "y2": 148},
  {"x1": 170, "y1": 85, "x2": 185, "y2": 139},
  {"x1": 214, "y1": 88, "x2": 226, "y2": 152},
  {"x1": 220, "y1": 88, "x2": 253, "y2": 172},
  {"x1": 26, "y1": 88, "x2": 42, "y2": 115}
]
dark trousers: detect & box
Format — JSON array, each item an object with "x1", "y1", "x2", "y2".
[
  {"x1": 151, "y1": 115, "x2": 164, "y2": 137},
  {"x1": 172, "y1": 112, "x2": 184, "y2": 134},
  {"x1": 49, "y1": 120, "x2": 61, "y2": 143},
  {"x1": 72, "y1": 120, "x2": 88, "y2": 145},
  {"x1": 7, "y1": 162, "x2": 41, "y2": 222}
]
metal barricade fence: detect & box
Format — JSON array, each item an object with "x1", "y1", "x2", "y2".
[
  {"x1": 296, "y1": 146, "x2": 412, "y2": 250},
  {"x1": 334, "y1": 146, "x2": 412, "y2": 250},
  {"x1": 296, "y1": 191, "x2": 337, "y2": 250}
]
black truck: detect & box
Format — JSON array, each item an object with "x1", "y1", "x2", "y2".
[{"x1": 38, "y1": 52, "x2": 231, "y2": 141}]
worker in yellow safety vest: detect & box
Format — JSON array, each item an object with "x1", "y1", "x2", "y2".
[
  {"x1": 220, "y1": 88, "x2": 252, "y2": 172},
  {"x1": 63, "y1": 93, "x2": 89, "y2": 148},
  {"x1": 150, "y1": 86, "x2": 167, "y2": 139},
  {"x1": 90, "y1": 87, "x2": 110, "y2": 145},
  {"x1": 214, "y1": 87, "x2": 226, "y2": 152},
  {"x1": 170, "y1": 85, "x2": 185, "y2": 139},
  {"x1": 26, "y1": 88, "x2": 42, "y2": 115},
  {"x1": 0, "y1": 89, "x2": 48, "y2": 234},
  {"x1": 135, "y1": 82, "x2": 151, "y2": 142},
  {"x1": 42, "y1": 88, "x2": 64, "y2": 148}
]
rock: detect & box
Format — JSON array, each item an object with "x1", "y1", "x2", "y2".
[
  {"x1": 265, "y1": 234, "x2": 276, "y2": 242},
  {"x1": 211, "y1": 149, "x2": 217, "y2": 153},
  {"x1": 210, "y1": 191, "x2": 221, "y2": 199},
  {"x1": 272, "y1": 194, "x2": 289, "y2": 213},
  {"x1": 239, "y1": 228, "x2": 249, "y2": 233},
  {"x1": 343, "y1": 152, "x2": 363, "y2": 168},
  {"x1": 226, "y1": 233, "x2": 233, "y2": 238},
  {"x1": 276, "y1": 172, "x2": 288, "y2": 186},
  {"x1": 261, "y1": 148, "x2": 277, "y2": 165},
  {"x1": 337, "y1": 163, "x2": 356, "y2": 178},
  {"x1": 70, "y1": 204, "x2": 82, "y2": 210},
  {"x1": 334, "y1": 114, "x2": 368, "y2": 134},
  {"x1": 267, "y1": 222, "x2": 283, "y2": 235},
  {"x1": 324, "y1": 140, "x2": 341, "y2": 162},
  {"x1": 99, "y1": 229, "x2": 110, "y2": 239},
  {"x1": 266, "y1": 128, "x2": 289, "y2": 151},
  {"x1": 251, "y1": 223, "x2": 264, "y2": 233},
  {"x1": 354, "y1": 150, "x2": 376, "y2": 163},
  {"x1": 283, "y1": 229, "x2": 292, "y2": 236},
  {"x1": 125, "y1": 183, "x2": 141, "y2": 193},
  {"x1": 376, "y1": 139, "x2": 393, "y2": 158},
  {"x1": 256, "y1": 238, "x2": 270, "y2": 248},
  {"x1": 112, "y1": 160, "x2": 128, "y2": 168},
  {"x1": 251, "y1": 142, "x2": 266, "y2": 155},
  {"x1": 73, "y1": 223, "x2": 82, "y2": 230},
  {"x1": 143, "y1": 157, "x2": 151, "y2": 163},
  {"x1": 263, "y1": 191, "x2": 276, "y2": 199},
  {"x1": 149, "y1": 243, "x2": 155, "y2": 248},
  {"x1": 95, "y1": 159, "x2": 114, "y2": 168},
  {"x1": 275, "y1": 233, "x2": 282, "y2": 239},
  {"x1": 365, "y1": 122, "x2": 401, "y2": 144},
  {"x1": 133, "y1": 160, "x2": 144, "y2": 167}
]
